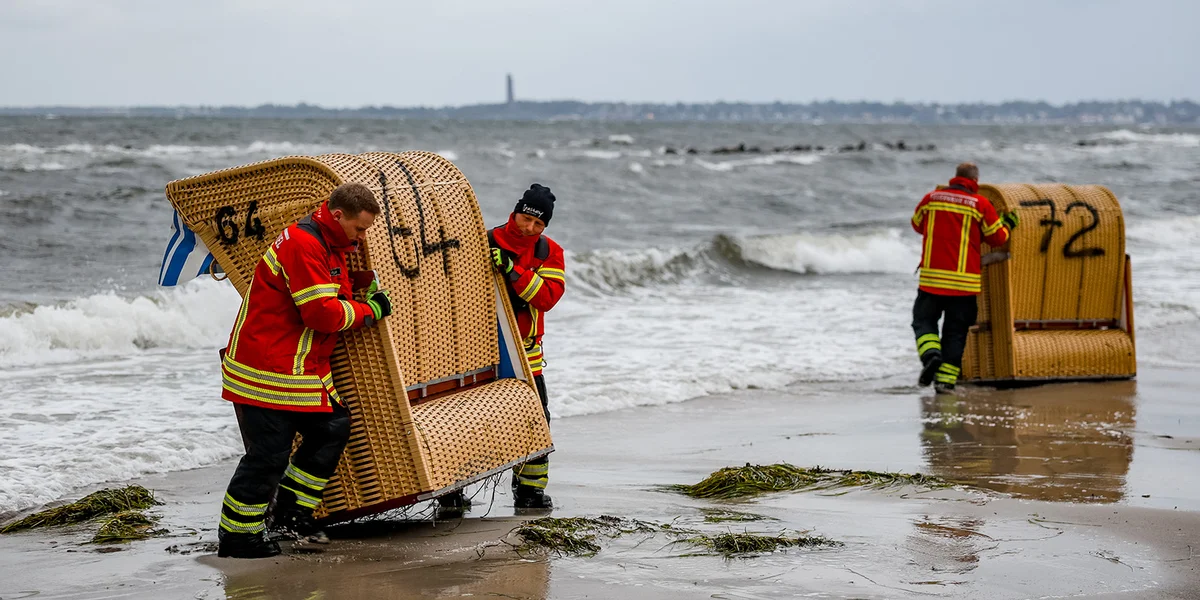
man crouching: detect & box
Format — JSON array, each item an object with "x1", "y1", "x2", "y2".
[{"x1": 217, "y1": 183, "x2": 393, "y2": 558}]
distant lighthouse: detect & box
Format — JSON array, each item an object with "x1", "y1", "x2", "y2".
[{"x1": 506, "y1": 74, "x2": 514, "y2": 104}]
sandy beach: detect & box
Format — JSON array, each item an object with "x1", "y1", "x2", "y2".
[{"x1": 3, "y1": 365, "x2": 1199, "y2": 599}]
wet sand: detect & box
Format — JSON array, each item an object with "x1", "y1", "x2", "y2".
[{"x1": 2, "y1": 366, "x2": 1199, "y2": 599}]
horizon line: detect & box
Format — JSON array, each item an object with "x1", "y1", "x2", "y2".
[{"x1": 1, "y1": 97, "x2": 1197, "y2": 111}]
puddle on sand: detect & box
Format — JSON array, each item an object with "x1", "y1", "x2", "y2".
[{"x1": 920, "y1": 380, "x2": 1136, "y2": 502}]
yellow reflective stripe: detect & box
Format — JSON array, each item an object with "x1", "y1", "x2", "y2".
[
  {"x1": 515, "y1": 476, "x2": 547, "y2": 489},
  {"x1": 227, "y1": 291, "x2": 253, "y2": 359},
  {"x1": 222, "y1": 355, "x2": 324, "y2": 390},
  {"x1": 957, "y1": 215, "x2": 971, "y2": 273},
  {"x1": 223, "y1": 493, "x2": 267, "y2": 516},
  {"x1": 982, "y1": 219, "x2": 1003, "y2": 235},
  {"x1": 284, "y1": 463, "x2": 328, "y2": 491},
  {"x1": 537, "y1": 267, "x2": 565, "y2": 282},
  {"x1": 222, "y1": 379, "x2": 326, "y2": 406},
  {"x1": 523, "y1": 307, "x2": 540, "y2": 347},
  {"x1": 939, "y1": 363, "x2": 961, "y2": 375},
  {"x1": 918, "y1": 278, "x2": 980, "y2": 292},
  {"x1": 519, "y1": 273, "x2": 545, "y2": 302},
  {"x1": 919, "y1": 268, "x2": 981, "y2": 282},
  {"x1": 912, "y1": 209, "x2": 924, "y2": 228},
  {"x1": 916, "y1": 333, "x2": 941, "y2": 354},
  {"x1": 920, "y1": 272, "x2": 981, "y2": 285},
  {"x1": 293, "y1": 329, "x2": 314, "y2": 375},
  {"x1": 339, "y1": 300, "x2": 355, "y2": 330},
  {"x1": 923, "y1": 216, "x2": 935, "y2": 268},
  {"x1": 220, "y1": 514, "x2": 265, "y2": 534},
  {"x1": 292, "y1": 283, "x2": 340, "y2": 306},
  {"x1": 518, "y1": 463, "x2": 548, "y2": 476},
  {"x1": 926, "y1": 202, "x2": 982, "y2": 220},
  {"x1": 264, "y1": 246, "x2": 284, "y2": 278},
  {"x1": 279, "y1": 484, "x2": 321, "y2": 508}
]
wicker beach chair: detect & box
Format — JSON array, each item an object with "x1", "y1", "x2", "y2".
[
  {"x1": 165, "y1": 152, "x2": 553, "y2": 521},
  {"x1": 962, "y1": 184, "x2": 1136, "y2": 382}
]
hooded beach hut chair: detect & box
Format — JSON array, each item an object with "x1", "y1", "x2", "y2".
[
  {"x1": 165, "y1": 152, "x2": 552, "y2": 521},
  {"x1": 962, "y1": 183, "x2": 1136, "y2": 383}
]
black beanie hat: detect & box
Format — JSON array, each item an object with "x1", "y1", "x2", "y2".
[{"x1": 513, "y1": 183, "x2": 555, "y2": 225}]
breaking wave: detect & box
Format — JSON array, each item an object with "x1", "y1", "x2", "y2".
[
  {"x1": 1094, "y1": 130, "x2": 1200, "y2": 147},
  {"x1": 567, "y1": 229, "x2": 919, "y2": 294},
  {"x1": 694, "y1": 153, "x2": 821, "y2": 171},
  {"x1": 0, "y1": 279, "x2": 240, "y2": 368}
]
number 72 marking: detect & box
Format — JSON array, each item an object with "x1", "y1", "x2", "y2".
[{"x1": 1017, "y1": 199, "x2": 1106, "y2": 258}]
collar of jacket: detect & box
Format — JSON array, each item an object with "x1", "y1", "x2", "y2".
[
  {"x1": 947, "y1": 177, "x2": 979, "y2": 194},
  {"x1": 493, "y1": 213, "x2": 540, "y2": 253},
  {"x1": 312, "y1": 202, "x2": 357, "y2": 253}
]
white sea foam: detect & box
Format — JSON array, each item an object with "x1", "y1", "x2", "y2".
[
  {"x1": 608, "y1": 134, "x2": 635, "y2": 145},
  {"x1": 1097, "y1": 130, "x2": 1200, "y2": 147},
  {"x1": 577, "y1": 149, "x2": 622, "y2": 160},
  {"x1": 18, "y1": 161, "x2": 68, "y2": 171},
  {"x1": 435, "y1": 149, "x2": 459, "y2": 161},
  {"x1": 729, "y1": 229, "x2": 919, "y2": 275},
  {"x1": 695, "y1": 154, "x2": 821, "y2": 172},
  {"x1": 0, "y1": 279, "x2": 240, "y2": 369},
  {"x1": 628, "y1": 162, "x2": 645, "y2": 174}
]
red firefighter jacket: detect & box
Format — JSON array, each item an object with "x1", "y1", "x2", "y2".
[
  {"x1": 490, "y1": 216, "x2": 566, "y2": 376},
  {"x1": 221, "y1": 202, "x2": 375, "y2": 412},
  {"x1": 911, "y1": 177, "x2": 1011, "y2": 296}
]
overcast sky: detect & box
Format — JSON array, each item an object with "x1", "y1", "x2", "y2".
[{"x1": 2, "y1": 0, "x2": 1196, "y2": 107}]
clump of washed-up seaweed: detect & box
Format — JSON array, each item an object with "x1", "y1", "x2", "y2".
[
  {"x1": 678, "y1": 531, "x2": 842, "y2": 557},
  {"x1": 513, "y1": 516, "x2": 662, "y2": 556},
  {"x1": 92, "y1": 511, "x2": 168, "y2": 543},
  {"x1": 700, "y1": 508, "x2": 775, "y2": 523},
  {"x1": 1, "y1": 486, "x2": 162, "y2": 533},
  {"x1": 511, "y1": 514, "x2": 841, "y2": 559},
  {"x1": 667, "y1": 464, "x2": 953, "y2": 499}
]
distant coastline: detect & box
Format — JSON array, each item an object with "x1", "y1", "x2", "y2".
[{"x1": 1, "y1": 100, "x2": 1197, "y2": 125}]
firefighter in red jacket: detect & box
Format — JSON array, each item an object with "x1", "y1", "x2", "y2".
[
  {"x1": 217, "y1": 183, "x2": 393, "y2": 559},
  {"x1": 911, "y1": 163, "x2": 1018, "y2": 393},
  {"x1": 490, "y1": 184, "x2": 566, "y2": 509}
]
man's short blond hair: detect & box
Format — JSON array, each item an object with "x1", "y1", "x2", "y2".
[{"x1": 955, "y1": 162, "x2": 979, "y2": 181}]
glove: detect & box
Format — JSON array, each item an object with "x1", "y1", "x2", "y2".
[
  {"x1": 1001, "y1": 211, "x2": 1019, "y2": 231},
  {"x1": 491, "y1": 247, "x2": 514, "y2": 274},
  {"x1": 365, "y1": 280, "x2": 392, "y2": 320}
]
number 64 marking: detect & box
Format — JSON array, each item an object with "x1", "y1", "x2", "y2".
[{"x1": 1017, "y1": 199, "x2": 1106, "y2": 258}]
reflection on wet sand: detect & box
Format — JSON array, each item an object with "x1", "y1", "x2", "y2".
[
  {"x1": 903, "y1": 515, "x2": 993, "y2": 581},
  {"x1": 920, "y1": 381, "x2": 1136, "y2": 502},
  {"x1": 223, "y1": 555, "x2": 550, "y2": 600},
  {"x1": 216, "y1": 518, "x2": 551, "y2": 600}
]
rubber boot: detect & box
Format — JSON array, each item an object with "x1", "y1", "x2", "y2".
[
  {"x1": 217, "y1": 531, "x2": 281, "y2": 559},
  {"x1": 436, "y1": 490, "x2": 472, "y2": 517},
  {"x1": 271, "y1": 507, "x2": 330, "y2": 544},
  {"x1": 514, "y1": 487, "x2": 553, "y2": 510},
  {"x1": 918, "y1": 350, "x2": 943, "y2": 387}
]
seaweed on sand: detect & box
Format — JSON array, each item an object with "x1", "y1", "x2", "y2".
[
  {"x1": 92, "y1": 511, "x2": 167, "y2": 544},
  {"x1": 679, "y1": 531, "x2": 842, "y2": 557},
  {"x1": 512, "y1": 516, "x2": 662, "y2": 556},
  {"x1": 667, "y1": 464, "x2": 953, "y2": 499},
  {"x1": 1, "y1": 486, "x2": 162, "y2": 533},
  {"x1": 700, "y1": 508, "x2": 775, "y2": 523}
]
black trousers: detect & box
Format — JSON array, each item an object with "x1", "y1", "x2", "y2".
[
  {"x1": 911, "y1": 290, "x2": 978, "y2": 371},
  {"x1": 514, "y1": 375, "x2": 550, "y2": 492},
  {"x1": 219, "y1": 402, "x2": 350, "y2": 535}
]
